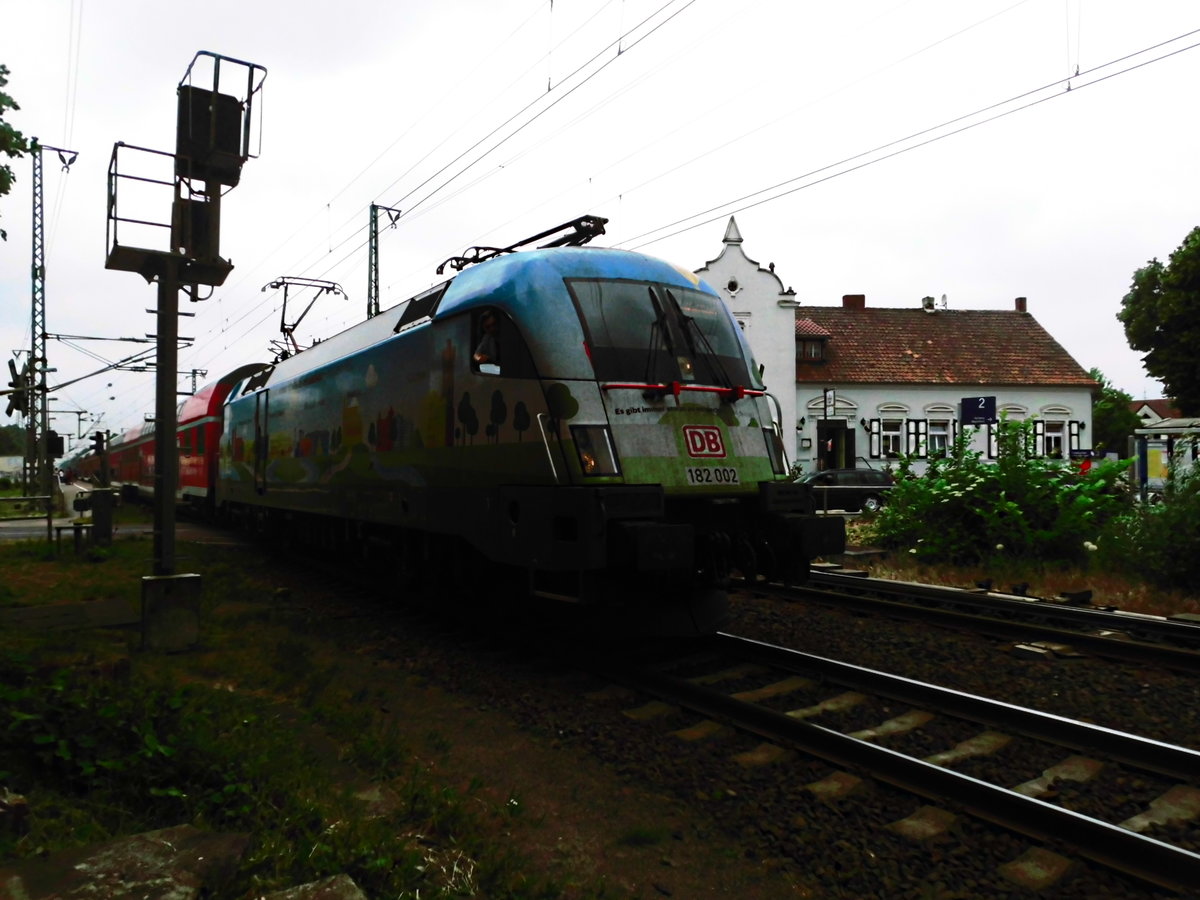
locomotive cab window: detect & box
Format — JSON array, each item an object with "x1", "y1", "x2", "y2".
[
  {"x1": 470, "y1": 308, "x2": 537, "y2": 378},
  {"x1": 567, "y1": 279, "x2": 754, "y2": 387}
]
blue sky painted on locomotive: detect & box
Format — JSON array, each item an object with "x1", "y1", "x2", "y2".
[{"x1": 1, "y1": 0, "x2": 1198, "y2": 447}]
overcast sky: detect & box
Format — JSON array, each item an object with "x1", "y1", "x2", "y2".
[{"x1": 2, "y1": 0, "x2": 1197, "y2": 448}]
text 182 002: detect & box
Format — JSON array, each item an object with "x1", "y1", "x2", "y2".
[{"x1": 685, "y1": 466, "x2": 740, "y2": 486}]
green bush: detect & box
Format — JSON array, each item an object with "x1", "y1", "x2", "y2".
[
  {"x1": 869, "y1": 419, "x2": 1131, "y2": 565},
  {"x1": 1097, "y1": 456, "x2": 1200, "y2": 588}
]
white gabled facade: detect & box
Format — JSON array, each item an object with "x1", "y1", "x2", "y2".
[{"x1": 694, "y1": 218, "x2": 804, "y2": 465}]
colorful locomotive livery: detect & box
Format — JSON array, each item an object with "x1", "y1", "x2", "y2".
[{"x1": 77, "y1": 239, "x2": 844, "y2": 633}]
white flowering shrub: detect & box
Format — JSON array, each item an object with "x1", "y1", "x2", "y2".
[{"x1": 869, "y1": 418, "x2": 1131, "y2": 564}]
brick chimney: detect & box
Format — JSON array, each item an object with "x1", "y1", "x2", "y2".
[
  {"x1": 842, "y1": 294, "x2": 866, "y2": 309},
  {"x1": 1014, "y1": 296, "x2": 1027, "y2": 313}
]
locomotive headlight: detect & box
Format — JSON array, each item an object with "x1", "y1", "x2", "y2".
[{"x1": 570, "y1": 425, "x2": 620, "y2": 476}]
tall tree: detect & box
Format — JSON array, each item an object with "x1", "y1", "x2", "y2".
[
  {"x1": 1118, "y1": 226, "x2": 1200, "y2": 415},
  {"x1": 1087, "y1": 368, "x2": 1141, "y2": 455},
  {"x1": 0, "y1": 423, "x2": 23, "y2": 456},
  {"x1": 0, "y1": 64, "x2": 30, "y2": 241}
]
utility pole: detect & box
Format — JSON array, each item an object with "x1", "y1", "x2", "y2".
[
  {"x1": 367, "y1": 204, "x2": 401, "y2": 318},
  {"x1": 186, "y1": 368, "x2": 208, "y2": 394},
  {"x1": 29, "y1": 140, "x2": 78, "y2": 497}
]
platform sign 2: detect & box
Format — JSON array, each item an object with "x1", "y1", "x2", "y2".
[{"x1": 961, "y1": 396, "x2": 997, "y2": 426}]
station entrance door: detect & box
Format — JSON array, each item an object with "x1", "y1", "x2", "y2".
[{"x1": 816, "y1": 419, "x2": 855, "y2": 470}]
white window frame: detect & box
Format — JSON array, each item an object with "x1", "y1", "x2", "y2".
[
  {"x1": 928, "y1": 419, "x2": 950, "y2": 457},
  {"x1": 1043, "y1": 420, "x2": 1065, "y2": 458},
  {"x1": 881, "y1": 419, "x2": 903, "y2": 458}
]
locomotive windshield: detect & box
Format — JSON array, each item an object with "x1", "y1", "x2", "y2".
[{"x1": 567, "y1": 279, "x2": 755, "y2": 387}]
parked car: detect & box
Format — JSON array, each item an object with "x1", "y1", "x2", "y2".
[{"x1": 797, "y1": 467, "x2": 894, "y2": 513}]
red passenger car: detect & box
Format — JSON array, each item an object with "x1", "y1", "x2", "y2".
[{"x1": 83, "y1": 364, "x2": 266, "y2": 511}]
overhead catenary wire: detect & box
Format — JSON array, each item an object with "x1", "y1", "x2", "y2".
[
  {"x1": 206, "y1": 0, "x2": 589, "y2": 316},
  {"x1": 183, "y1": 23, "x2": 1199, "y2": 410},
  {"x1": 202, "y1": 0, "x2": 1038, "y2": 347},
  {"x1": 102, "y1": 17, "x2": 1198, "y2": 430},
  {"x1": 178, "y1": 0, "x2": 697, "y2": 382},
  {"x1": 618, "y1": 27, "x2": 1200, "y2": 251},
  {"x1": 186, "y1": 0, "x2": 619, "y2": 353},
  {"x1": 382, "y1": 0, "x2": 698, "y2": 225},
  {"x1": 271, "y1": 0, "x2": 697, "y2": 293},
  {"x1": 427, "y1": 0, "x2": 1038, "y2": 269}
]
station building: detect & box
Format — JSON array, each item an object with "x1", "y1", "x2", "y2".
[{"x1": 696, "y1": 217, "x2": 1096, "y2": 475}]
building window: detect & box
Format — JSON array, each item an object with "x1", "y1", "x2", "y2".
[
  {"x1": 928, "y1": 420, "x2": 950, "y2": 457},
  {"x1": 799, "y1": 339, "x2": 825, "y2": 361},
  {"x1": 882, "y1": 419, "x2": 903, "y2": 458},
  {"x1": 1044, "y1": 421, "x2": 1065, "y2": 458}
]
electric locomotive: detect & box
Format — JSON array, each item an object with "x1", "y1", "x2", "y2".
[{"x1": 217, "y1": 220, "x2": 843, "y2": 632}]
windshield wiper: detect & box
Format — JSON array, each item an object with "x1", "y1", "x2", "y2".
[
  {"x1": 665, "y1": 289, "x2": 733, "y2": 389},
  {"x1": 643, "y1": 287, "x2": 669, "y2": 383}
]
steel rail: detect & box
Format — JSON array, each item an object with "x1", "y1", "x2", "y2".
[
  {"x1": 769, "y1": 577, "x2": 1200, "y2": 674},
  {"x1": 578, "y1": 644, "x2": 1200, "y2": 895},
  {"x1": 811, "y1": 568, "x2": 1200, "y2": 647},
  {"x1": 713, "y1": 632, "x2": 1200, "y2": 779}
]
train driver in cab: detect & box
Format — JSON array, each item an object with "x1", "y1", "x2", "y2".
[{"x1": 473, "y1": 308, "x2": 502, "y2": 374}]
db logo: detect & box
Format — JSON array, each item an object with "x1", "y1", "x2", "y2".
[{"x1": 683, "y1": 425, "x2": 726, "y2": 458}]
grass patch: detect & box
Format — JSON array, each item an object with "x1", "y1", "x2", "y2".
[
  {"x1": 0, "y1": 534, "x2": 600, "y2": 899},
  {"x1": 845, "y1": 533, "x2": 1200, "y2": 618},
  {"x1": 0, "y1": 537, "x2": 147, "y2": 609}
]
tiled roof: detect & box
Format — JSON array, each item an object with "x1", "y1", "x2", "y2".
[
  {"x1": 795, "y1": 318, "x2": 831, "y2": 337},
  {"x1": 1130, "y1": 398, "x2": 1180, "y2": 418},
  {"x1": 793, "y1": 307, "x2": 1096, "y2": 387}
]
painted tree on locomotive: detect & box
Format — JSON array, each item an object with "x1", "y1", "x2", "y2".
[{"x1": 217, "y1": 231, "x2": 844, "y2": 632}]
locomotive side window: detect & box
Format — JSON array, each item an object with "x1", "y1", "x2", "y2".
[
  {"x1": 567, "y1": 279, "x2": 754, "y2": 386},
  {"x1": 472, "y1": 309, "x2": 502, "y2": 374},
  {"x1": 394, "y1": 282, "x2": 448, "y2": 334},
  {"x1": 470, "y1": 308, "x2": 537, "y2": 378}
]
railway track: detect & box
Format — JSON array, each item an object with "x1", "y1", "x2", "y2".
[
  {"x1": 750, "y1": 568, "x2": 1200, "y2": 673},
  {"x1": 237, "y1": 540, "x2": 1200, "y2": 893},
  {"x1": 575, "y1": 632, "x2": 1200, "y2": 895}
]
